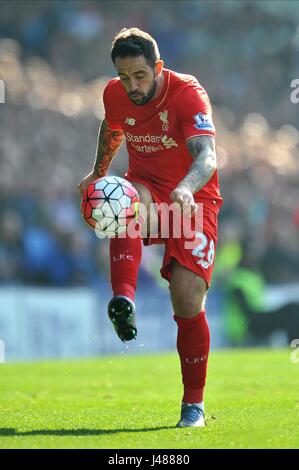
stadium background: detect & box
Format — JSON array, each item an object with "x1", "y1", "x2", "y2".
[{"x1": 0, "y1": 0, "x2": 299, "y2": 361}]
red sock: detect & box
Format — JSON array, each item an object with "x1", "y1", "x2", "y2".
[
  {"x1": 110, "y1": 236, "x2": 142, "y2": 302},
  {"x1": 174, "y1": 311, "x2": 210, "y2": 403}
]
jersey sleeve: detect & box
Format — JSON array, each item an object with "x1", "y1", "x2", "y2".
[
  {"x1": 102, "y1": 83, "x2": 123, "y2": 131},
  {"x1": 175, "y1": 83, "x2": 215, "y2": 141}
]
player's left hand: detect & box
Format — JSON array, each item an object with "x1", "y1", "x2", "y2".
[{"x1": 170, "y1": 186, "x2": 198, "y2": 217}]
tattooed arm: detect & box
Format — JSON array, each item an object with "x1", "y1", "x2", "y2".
[
  {"x1": 170, "y1": 135, "x2": 217, "y2": 215},
  {"x1": 178, "y1": 135, "x2": 216, "y2": 193},
  {"x1": 78, "y1": 118, "x2": 124, "y2": 196},
  {"x1": 93, "y1": 118, "x2": 124, "y2": 177}
]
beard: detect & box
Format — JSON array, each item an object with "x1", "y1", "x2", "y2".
[{"x1": 128, "y1": 79, "x2": 157, "y2": 106}]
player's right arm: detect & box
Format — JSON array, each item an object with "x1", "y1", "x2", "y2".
[
  {"x1": 78, "y1": 118, "x2": 124, "y2": 196},
  {"x1": 93, "y1": 118, "x2": 124, "y2": 177}
]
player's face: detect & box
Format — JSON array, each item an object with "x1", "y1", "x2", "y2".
[{"x1": 115, "y1": 56, "x2": 162, "y2": 105}]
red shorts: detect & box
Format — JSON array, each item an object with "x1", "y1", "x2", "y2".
[{"x1": 127, "y1": 177, "x2": 220, "y2": 288}]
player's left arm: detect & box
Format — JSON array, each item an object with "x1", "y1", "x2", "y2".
[
  {"x1": 179, "y1": 134, "x2": 217, "y2": 193},
  {"x1": 170, "y1": 135, "x2": 217, "y2": 215}
]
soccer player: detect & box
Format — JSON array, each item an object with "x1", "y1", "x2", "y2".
[{"x1": 78, "y1": 28, "x2": 222, "y2": 427}]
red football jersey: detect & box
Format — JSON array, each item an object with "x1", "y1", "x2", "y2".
[{"x1": 103, "y1": 68, "x2": 222, "y2": 212}]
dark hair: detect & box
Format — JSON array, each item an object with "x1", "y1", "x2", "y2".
[{"x1": 111, "y1": 27, "x2": 160, "y2": 68}]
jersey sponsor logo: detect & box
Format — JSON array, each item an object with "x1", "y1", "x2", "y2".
[
  {"x1": 161, "y1": 135, "x2": 178, "y2": 149},
  {"x1": 125, "y1": 132, "x2": 178, "y2": 153},
  {"x1": 193, "y1": 112, "x2": 214, "y2": 131},
  {"x1": 159, "y1": 109, "x2": 169, "y2": 131},
  {"x1": 125, "y1": 117, "x2": 136, "y2": 126},
  {"x1": 126, "y1": 132, "x2": 162, "y2": 144}
]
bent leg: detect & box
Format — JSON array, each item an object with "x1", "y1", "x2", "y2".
[
  {"x1": 109, "y1": 181, "x2": 157, "y2": 302},
  {"x1": 133, "y1": 182, "x2": 158, "y2": 238}
]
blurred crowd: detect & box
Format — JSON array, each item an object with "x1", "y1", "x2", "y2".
[
  {"x1": 0, "y1": 0, "x2": 299, "y2": 288},
  {"x1": 1, "y1": 0, "x2": 299, "y2": 125}
]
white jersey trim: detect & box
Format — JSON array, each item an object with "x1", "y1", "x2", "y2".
[
  {"x1": 155, "y1": 71, "x2": 170, "y2": 109},
  {"x1": 185, "y1": 133, "x2": 215, "y2": 142}
]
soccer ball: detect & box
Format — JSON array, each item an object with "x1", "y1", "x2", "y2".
[{"x1": 81, "y1": 176, "x2": 140, "y2": 237}]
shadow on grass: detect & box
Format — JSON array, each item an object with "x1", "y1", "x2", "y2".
[{"x1": 0, "y1": 426, "x2": 175, "y2": 437}]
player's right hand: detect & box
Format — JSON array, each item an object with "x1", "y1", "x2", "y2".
[
  {"x1": 170, "y1": 186, "x2": 198, "y2": 217},
  {"x1": 77, "y1": 169, "x2": 99, "y2": 197}
]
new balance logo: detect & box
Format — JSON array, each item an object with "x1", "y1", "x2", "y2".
[
  {"x1": 125, "y1": 117, "x2": 136, "y2": 126},
  {"x1": 197, "y1": 260, "x2": 210, "y2": 269}
]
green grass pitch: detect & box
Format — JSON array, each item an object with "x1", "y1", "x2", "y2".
[{"x1": 0, "y1": 349, "x2": 298, "y2": 449}]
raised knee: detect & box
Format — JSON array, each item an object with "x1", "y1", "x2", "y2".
[{"x1": 132, "y1": 183, "x2": 158, "y2": 237}]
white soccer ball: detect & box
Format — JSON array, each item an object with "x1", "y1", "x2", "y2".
[{"x1": 81, "y1": 176, "x2": 140, "y2": 237}]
